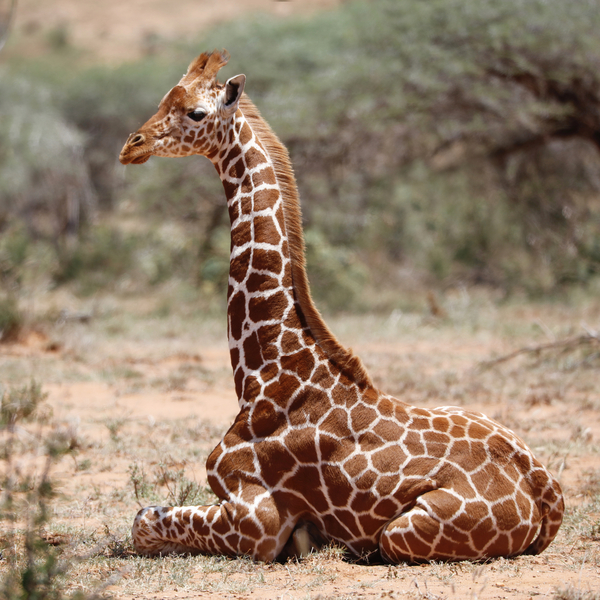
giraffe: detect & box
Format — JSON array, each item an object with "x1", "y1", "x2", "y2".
[{"x1": 119, "y1": 50, "x2": 564, "y2": 563}]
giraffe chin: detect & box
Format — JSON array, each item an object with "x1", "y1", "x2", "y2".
[{"x1": 131, "y1": 154, "x2": 152, "y2": 165}]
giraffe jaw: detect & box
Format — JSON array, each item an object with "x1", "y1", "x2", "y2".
[
  {"x1": 119, "y1": 149, "x2": 152, "y2": 165},
  {"x1": 131, "y1": 153, "x2": 152, "y2": 165}
]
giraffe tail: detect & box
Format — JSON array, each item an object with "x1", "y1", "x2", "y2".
[{"x1": 524, "y1": 475, "x2": 564, "y2": 555}]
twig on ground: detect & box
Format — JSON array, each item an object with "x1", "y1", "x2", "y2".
[{"x1": 474, "y1": 332, "x2": 600, "y2": 373}]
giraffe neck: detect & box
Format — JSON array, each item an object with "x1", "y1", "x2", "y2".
[{"x1": 211, "y1": 96, "x2": 372, "y2": 406}]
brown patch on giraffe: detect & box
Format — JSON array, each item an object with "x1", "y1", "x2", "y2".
[
  {"x1": 284, "y1": 428, "x2": 318, "y2": 463},
  {"x1": 373, "y1": 498, "x2": 398, "y2": 519},
  {"x1": 244, "y1": 146, "x2": 267, "y2": 168},
  {"x1": 229, "y1": 157, "x2": 246, "y2": 179},
  {"x1": 239, "y1": 121, "x2": 252, "y2": 145},
  {"x1": 228, "y1": 291, "x2": 246, "y2": 341},
  {"x1": 246, "y1": 272, "x2": 279, "y2": 294},
  {"x1": 472, "y1": 464, "x2": 515, "y2": 501},
  {"x1": 423, "y1": 430, "x2": 451, "y2": 458},
  {"x1": 468, "y1": 421, "x2": 493, "y2": 440},
  {"x1": 451, "y1": 438, "x2": 486, "y2": 470},
  {"x1": 289, "y1": 387, "x2": 330, "y2": 426},
  {"x1": 243, "y1": 332, "x2": 264, "y2": 370},
  {"x1": 486, "y1": 533, "x2": 511, "y2": 556},
  {"x1": 280, "y1": 348, "x2": 315, "y2": 381},
  {"x1": 255, "y1": 324, "x2": 280, "y2": 361},
  {"x1": 311, "y1": 364, "x2": 335, "y2": 388},
  {"x1": 372, "y1": 448, "x2": 405, "y2": 474},
  {"x1": 378, "y1": 397, "x2": 395, "y2": 417},
  {"x1": 256, "y1": 538, "x2": 277, "y2": 558},
  {"x1": 250, "y1": 400, "x2": 280, "y2": 438},
  {"x1": 403, "y1": 456, "x2": 439, "y2": 478},
  {"x1": 281, "y1": 330, "x2": 302, "y2": 353},
  {"x1": 243, "y1": 375, "x2": 262, "y2": 400},
  {"x1": 233, "y1": 365, "x2": 244, "y2": 398},
  {"x1": 264, "y1": 373, "x2": 302, "y2": 409},
  {"x1": 230, "y1": 248, "x2": 252, "y2": 283},
  {"x1": 453, "y1": 500, "x2": 490, "y2": 531},
  {"x1": 248, "y1": 290, "x2": 287, "y2": 323},
  {"x1": 252, "y1": 167, "x2": 277, "y2": 188},
  {"x1": 225, "y1": 532, "x2": 241, "y2": 550},
  {"x1": 432, "y1": 417, "x2": 450, "y2": 433},
  {"x1": 251, "y1": 248, "x2": 283, "y2": 274},
  {"x1": 240, "y1": 195, "x2": 253, "y2": 215},
  {"x1": 425, "y1": 490, "x2": 464, "y2": 520},
  {"x1": 239, "y1": 517, "x2": 262, "y2": 541},
  {"x1": 319, "y1": 433, "x2": 352, "y2": 462},
  {"x1": 411, "y1": 417, "x2": 431, "y2": 431},
  {"x1": 343, "y1": 454, "x2": 368, "y2": 479},
  {"x1": 412, "y1": 511, "x2": 440, "y2": 541},
  {"x1": 403, "y1": 527, "x2": 433, "y2": 558},
  {"x1": 253, "y1": 187, "x2": 280, "y2": 210},
  {"x1": 492, "y1": 499, "x2": 521, "y2": 531},
  {"x1": 355, "y1": 470, "x2": 377, "y2": 491},
  {"x1": 350, "y1": 490, "x2": 374, "y2": 513},
  {"x1": 403, "y1": 431, "x2": 425, "y2": 455},
  {"x1": 228, "y1": 200, "x2": 240, "y2": 223},
  {"x1": 335, "y1": 509, "x2": 361, "y2": 537},
  {"x1": 372, "y1": 419, "x2": 402, "y2": 442},
  {"x1": 286, "y1": 466, "x2": 329, "y2": 512},
  {"x1": 511, "y1": 524, "x2": 535, "y2": 552},
  {"x1": 192, "y1": 513, "x2": 211, "y2": 537},
  {"x1": 320, "y1": 408, "x2": 352, "y2": 438},
  {"x1": 259, "y1": 361, "x2": 279, "y2": 383},
  {"x1": 322, "y1": 464, "x2": 353, "y2": 507},
  {"x1": 240, "y1": 174, "x2": 253, "y2": 195},
  {"x1": 222, "y1": 179, "x2": 238, "y2": 199},
  {"x1": 254, "y1": 215, "x2": 282, "y2": 246},
  {"x1": 221, "y1": 144, "x2": 242, "y2": 172},
  {"x1": 332, "y1": 384, "x2": 358, "y2": 408},
  {"x1": 350, "y1": 405, "x2": 378, "y2": 432},
  {"x1": 255, "y1": 440, "x2": 296, "y2": 489},
  {"x1": 375, "y1": 474, "x2": 401, "y2": 496},
  {"x1": 231, "y1": 220, "x2": 252, "y2": 247}
]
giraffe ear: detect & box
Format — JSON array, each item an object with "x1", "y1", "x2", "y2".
[{"x1": 222, "y1": 74, "x2": 246, "y2": 115}]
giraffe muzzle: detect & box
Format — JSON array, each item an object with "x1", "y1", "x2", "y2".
[{"x1": 119, "y1": 132, "x2": 152, "y2": 165}]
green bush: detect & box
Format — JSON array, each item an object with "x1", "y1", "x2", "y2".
[{"x1": 3, "y1": 0, "x2": 600, "y2": 306}]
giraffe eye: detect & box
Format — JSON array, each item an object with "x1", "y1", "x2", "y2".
[{"x1": 187, "y1": 109, "x2": 206, "y2": 122}]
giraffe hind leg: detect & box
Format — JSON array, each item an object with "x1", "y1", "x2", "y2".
[{"x1": 379, "y1": 489, "x2": 539, "y2": 563}]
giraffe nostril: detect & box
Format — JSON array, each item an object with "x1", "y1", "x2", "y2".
[{"x1": 129, "y1": 133, "x2": 145, "y2": 147}]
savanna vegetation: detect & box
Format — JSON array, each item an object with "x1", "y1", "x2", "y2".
[{"x1": 2, "y1": 0, "x2": 600, "y2": 333}]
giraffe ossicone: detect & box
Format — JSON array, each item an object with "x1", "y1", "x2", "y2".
[{"x1": 119, "y1": 49, "x2": 563, "y2": 563}]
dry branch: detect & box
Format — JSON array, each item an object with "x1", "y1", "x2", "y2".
[{"x1": 476, "y1": 331, "x2": 600, "y2": 372}]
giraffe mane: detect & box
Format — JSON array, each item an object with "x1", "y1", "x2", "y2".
[{"x1": 238, "y1": 95, "x2": 373, "y2": 390}]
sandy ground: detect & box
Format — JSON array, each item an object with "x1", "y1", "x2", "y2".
[{"x1": 1, "y1": 295, "x2": 599, "y2": 599}]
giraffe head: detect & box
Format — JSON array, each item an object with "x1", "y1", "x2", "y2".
[{"x1": 119, "y1": 49, "x2": 245, "y2": 165}]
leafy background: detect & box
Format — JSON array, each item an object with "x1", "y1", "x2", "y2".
[{"x1": 1, "y1": 0, "x2": 600, "y2": 320}]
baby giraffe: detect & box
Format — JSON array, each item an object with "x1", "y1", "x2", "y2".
[{"x1": 119, "y1": 49, "x2": 563, "y2": 563}]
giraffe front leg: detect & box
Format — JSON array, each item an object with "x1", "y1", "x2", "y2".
[
  {"x1": 379, "y1": 488, "x2": 541, "y2": 563},
  {"x1": 132, "y1": 496, "x2": 292, "y2": 561}
]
